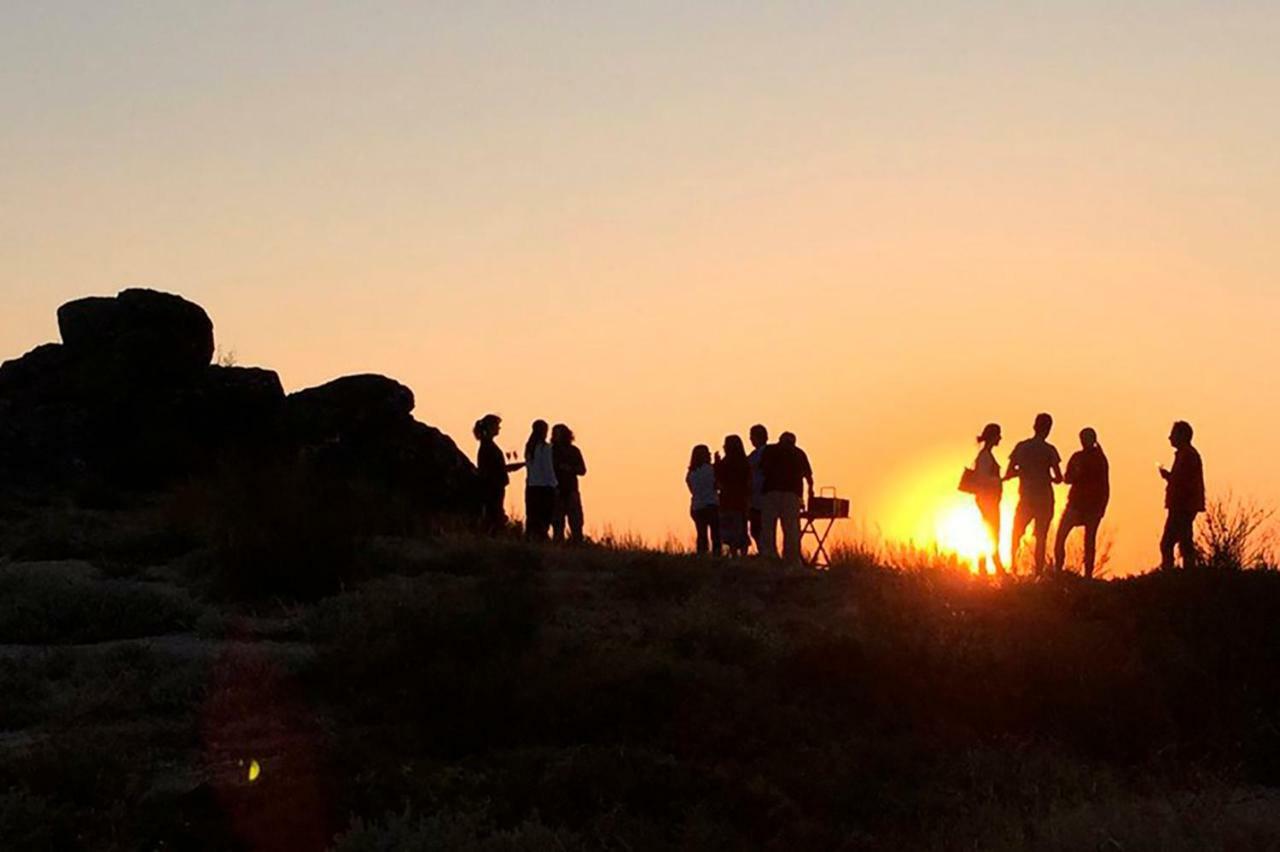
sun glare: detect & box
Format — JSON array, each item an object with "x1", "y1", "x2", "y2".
[
  {"x1": 883, "y1": 454, "x2": 1015, "y2": 573},
  {"x1": 935, "y1": 504, "x2": 995, "y2": 568}
]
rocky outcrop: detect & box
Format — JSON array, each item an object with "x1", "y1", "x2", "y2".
[
  {"x1": 0, "y1": 289, "x2": 477, "y2": 516},
  {"x1": 57, "y1": 289, "x2": 216, "y2": 380}
]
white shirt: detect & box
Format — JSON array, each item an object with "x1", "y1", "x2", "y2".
[
  {"x1": 525, "y1": 443, "x2": 558, "y2": 488},
  {"x1": 686, "y1": 464, "x2": 718, "y2": 510}
]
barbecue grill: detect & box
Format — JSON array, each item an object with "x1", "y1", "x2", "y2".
[{"x1": 801, "y1": 487, "x2": 849, "y2": 568}]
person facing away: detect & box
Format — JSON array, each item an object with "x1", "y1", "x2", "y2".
[
  {"x1": 1005, "y1": 413, "x2": 1063, "y2": 576},
  {"x1": 760, "y1": 431, "x2": 814, "y2": 564},
  {"x1": 550, "y1": 423, "x2": 587, "y2": 544},
  {"x1": 714, "y1": 435, "x2": 752, "y2": 557},
  {"x1": 474, "y1": 414, "x2": 525, "y2": 533},
  {"x1": 746, "y1": 424, "x2": 769, "y2": 554},
  {"x1": 1159, "y1": 420, "x2": 1205, "y2": 571},
  {"x1": 523, "y1": 419, "x2": 558, "y2": 541},
  {"x1": 971, "y1": 423, "x2": 1005, "y2": 576},
  {"x1": 1054, "y1": 427, "x2": 1110, "y2": 578},
  {"x1": 686, "y1": 444, "x2": 721, "y2": 556}
]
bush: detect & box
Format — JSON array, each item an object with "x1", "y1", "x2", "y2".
[
  {"x1": 0, "y1": 562, "x2": 201, "y2": 644},
  {"x1": 1198, "y1": 494, "x2": 1276, "y2": 571}
]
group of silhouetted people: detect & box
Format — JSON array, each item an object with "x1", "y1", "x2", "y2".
[
  {"x1": 965, "y1": 414, "x2": 1206, "y2": 577},
  {"x1": 474, "y1": 415, "x2": 588, "y2": 543},
  {"x1": 687, "y1": 425, "x2": 815, "y2": 563}
]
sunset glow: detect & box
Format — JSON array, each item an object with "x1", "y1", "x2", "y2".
[{"x1": 3, "y1": 3, "x2": 1279, "y2": 573}]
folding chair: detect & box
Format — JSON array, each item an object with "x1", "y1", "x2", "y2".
[{"x1": 800, "y1": 487, "x2": 850, "y2": 569}]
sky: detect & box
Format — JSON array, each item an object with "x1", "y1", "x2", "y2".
[{"x1": 3, "y1": 1, "x2": 1279, "y2": 572}]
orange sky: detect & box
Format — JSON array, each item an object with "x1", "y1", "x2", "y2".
[{"x1": 3, "y1": 3, "x2": 1279, "y2": 572}]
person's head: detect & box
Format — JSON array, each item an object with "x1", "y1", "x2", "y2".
[
  {"x1": 977, "y1": 423, "x2": 1002, "y2": 447},
  {"x1": 689, "y1": 444, "x2": 712, "y2": 471},
  {"x1": 1033, "y1": 413, "x2": 1054, "y2": 439},
  {"x1": 1080, "y1": 427, "x2": 1098, "y2": 450},
  {"x1": 473, "y1": 414, "x2": 502, "y2": 441},
  {"x1": 1170, "y1": 420, "x2": 1194, "y2": 448},
  {"x1": 723, "y1": 434, "x2": 746, "y2": 460},
  {"x1": 526, "y1": 419, "x2": 549, "y2": 455},
  {"x1": 551, "y1": 423, "x2": 574, "y2": 445},
  {"x1": 749, "y1": 424, "x2": 768, "y2": 449},
  {"x1": 779, "y1": 431, "x2": 797, "y2": 447}
]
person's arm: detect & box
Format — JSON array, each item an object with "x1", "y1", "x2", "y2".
[
  {"x1": 506, "y1": 461, "x2": 526, "y2": 473},
  {"x1": 1063, "y1": 455, "x2": 1078, "y2": 485},
  {"x1": 1003, "y1": 452, "x2": 1020, "y2": 481},
  {"x1": 574, "y1": 448, "x2": 586, "y2": 477},
  {"x1": 803, "y1": 452, "x2": 815, "y2": 499}
]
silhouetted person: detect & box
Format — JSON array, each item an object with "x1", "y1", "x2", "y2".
[
  {"x1": 687, "y1": 444, "x2": 721, "y2": 556},
  {"x1": 715, "y1": 435, "x2": 752, "y2": 557},
  {"x1": 1160, "y1": 420, "x2": 1205, "y2": 571},
  {"x1": 747, "y1": 425, "x2": 769, "y2": 554},
  {"x1": 970, "y1": 423, "x2": 1005, "y2": 576},
  {"x1": 551, "y1": 423, "x2": 587, "y2": 544},
  {"x1": 1005, "y1": 413, "x2": 1063, "y2": 576},
  {"x1": 474, "y1": 414, "x2": 524, "y2": 533},
  {"x1": 524, "y1": 419, "x2": 558, "y2": 540},
  {"x1": 1054, "y1": 427, "x2": 1110, "y2": 578},
  {"x1": 761, "y1": 431, "x2": 814, "y2": 564}
]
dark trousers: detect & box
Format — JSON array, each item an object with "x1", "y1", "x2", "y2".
[
  {"x1": 1161, "y1": 509, "x2": 1199, "y2": 570},
  {"x1": 692, "y1": 506, "x2": 722, "y2": 556},
  {"x1": 553, "y1": 489, "x2": 585, "y2": 543},
  {"x1": 480, "y1": 489, "x2": 508, "y2": 534},
  {"x1": 1012, "y1": 497, "x2": 1054, "y2": 576},
  {"x1": 525, "y1": 486, "x2": 556, "y2": 541},
  {"x1": 749, "y1": 508, "x2": 764, "y2": 553},
  {"x1": 1054, "y1": 504, "x2": 1102, "y2": 578}
]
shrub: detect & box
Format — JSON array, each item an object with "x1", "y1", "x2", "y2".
[
  {"x1": 0, "y1": 562, "x2": 201, "y2": 644},
  {"x1": 1198, "y1": 494, "x2": 1276, "y2": 571}
]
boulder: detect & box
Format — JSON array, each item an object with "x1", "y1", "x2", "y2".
[
  {"x1": 57, "y1": 288, "x2": 214, "y2": 379},
  {"x1": 286, "y1": 374, "x2": 415, "y2": 442},
  {"x1": 3, "y1": 291, "x2": 479, "y2": 520}
]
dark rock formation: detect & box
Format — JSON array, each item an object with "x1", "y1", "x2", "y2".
[
  {"x1": 57, "y1": 288, "x2": 215, "y2": 380},
  {"x1": 1, "y1": 289, "x2": 477, "y2": 517}
]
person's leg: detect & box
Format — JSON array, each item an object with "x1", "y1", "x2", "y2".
[
  {"x1": 692, "y1": 509, "x2": 709, "y2": 554},
  {"x1": 1010, "y1": 503, "x2": 1032, "y2": 575},
  {"x1": 1177, "y1": 512, "x2": 1199, "y2": 570},
  {"x1": 1033, "y1": 505, "x2": 1052, "y2": 576},
  {"x1": 710, "y1": 509, "x2": 723, "y2": 557},
  {"x1": 980, "y1": 502, "x2": 1005, "y2": 574},
  {"x1": 1053, "y1": 507, "x2": 1074, "y2": 573},
  {"x1": 760, "y1": 494, "x2": 780, "y2": 559},
  {"x1": 749, "y1": 509, "x2": 763, "y2": 553},
  {"x1": 568, "y1": 492, "x2": 585, "y2": 543},
  {"x1": 781, "y1": 493, "x2": 803, "y2": 564},
  {"x1": 535, "y1": 487, "x2": 555, "y2": 540},
  {"x1": 1083, "y1": 517, "x2": 1100, "y2": 578},
  {"x1": 552, "y1": 491, "x2": 567, "y2": 542},
  {"x1": 1160, "y1": 512, "x2": 1179, "y2": 571}
]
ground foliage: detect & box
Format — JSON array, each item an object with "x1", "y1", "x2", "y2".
[{"x1": 1, "y1": 502, "x2": 1279, "y2": 850}]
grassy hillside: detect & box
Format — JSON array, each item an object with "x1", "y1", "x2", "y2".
[{"x1": 1, "y1": 499, "x2": 1279, "y2": 850}]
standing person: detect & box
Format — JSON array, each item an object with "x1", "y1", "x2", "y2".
[
  {"x1": 715, "y1": 435, "x2": 752, "y2": 557},
  {"x1": 686, "y1": 445, "x2": 721, "y2": 556},
  {"x1": 523, "y1": 420, "x2": 558, "y2": 541},
  {"x1": 474, "y1": 414, "x2": 524, "y2": 533},
  {"x1": 551, "y1": 424, "x2": 588, "y2": 544},
  {"x1": 747, "y1": 425, "x2": 769, "y2": 553},
  {"x1": 760, "y1": 432, "x2": 814, "y2": 564},
  {"x1": 1005, "y1": 413, "x2": 1063, "y2": 576},
  {"x1": 1159, "y1": 420, "x2": 1206, "y2": 571},
  {"x1": 970, "y1": 423, "x2": 1005, "y2": 576},
  {"x1": 1054, "y1": 428, "x2": 1111, "y2": 578}
]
